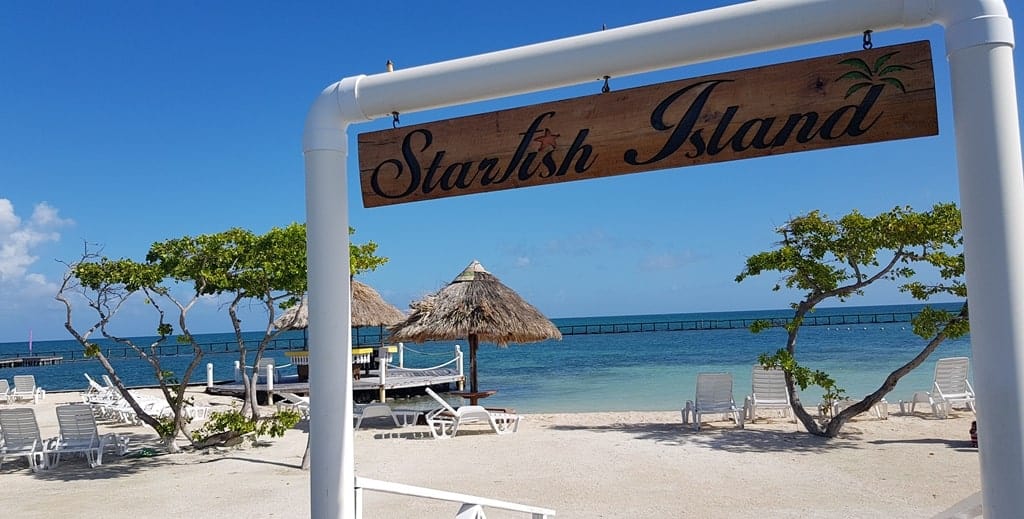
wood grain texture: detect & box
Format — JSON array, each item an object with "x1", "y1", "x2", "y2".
[{"x1": 358, "y1": 41, "x2": 936, "y2": 207}]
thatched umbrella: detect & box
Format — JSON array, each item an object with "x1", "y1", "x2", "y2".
[
  {"x1": 274, "y1": 279, "x2": 406, "y2": 335},
  {"x1": 389, "y1": 260, "x2": 562, "y2": 405}
]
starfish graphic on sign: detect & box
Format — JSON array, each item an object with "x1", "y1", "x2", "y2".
[{"x1": 533, "y1": 128, "x2": 560, "y2": 151}]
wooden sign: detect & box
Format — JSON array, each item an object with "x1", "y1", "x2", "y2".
[{"x1": 358, "y1": 41, "x2": 937, "y2": 207}]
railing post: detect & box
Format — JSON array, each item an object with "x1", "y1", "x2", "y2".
[
  {"x1": 378, "y1": 346, "x2": 387, "y2": 403},
  {"x1": 267, "y1": 362, "x2": 275, "y2": 397},
  {"x1": 206, "y1": 363, "x2": 214, "y2": 389},
  {"x1": 398, "y1": 342, "x2": 404, "y2": 368},
  {"x1": 233, "y1": 360, "x2": 240, "y2": 382},
  {"x1": 455, "y1": 344, "x2": 464, "y2": 391},
  {"x1": 354, "y1": 485, "x2": 364, "y2": 519}
]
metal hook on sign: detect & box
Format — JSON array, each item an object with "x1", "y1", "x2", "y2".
[
  {"x1": 386, "y1": 61, "x2": 399, "y2": 127},
  {"x1": 862, "y1": 30, "x2": 873, "y2": 50},
  {"x1": 599, "y1": 24, "x2": 611, "y2": 93}
]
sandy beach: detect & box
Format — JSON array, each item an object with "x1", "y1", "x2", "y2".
[{"x1": 0, "y1": 388, "x2": 980, "y2": 518}]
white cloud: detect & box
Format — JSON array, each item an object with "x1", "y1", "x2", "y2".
[
  {"x1": 514, "y1": 256, "x2": 531, "y2": 268},
  {"x1": 0, "y1": 199, "x2": 73, "y2": 284}
]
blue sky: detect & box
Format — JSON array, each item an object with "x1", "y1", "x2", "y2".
[{"x1": 1, "y1": 1, "x2": 1021, "y2": 342}]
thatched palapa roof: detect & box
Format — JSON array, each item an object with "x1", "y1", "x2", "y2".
[
  {"x1": 389, "y1": 260, "x2": 562, "y2": 347},
  {"x1": 273, "y1": 279, "x2": 406, "y2": 330}
]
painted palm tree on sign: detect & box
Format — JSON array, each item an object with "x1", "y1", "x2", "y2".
[{"x1": 835, "y1": 50, "x2": 913, "y2": 99}]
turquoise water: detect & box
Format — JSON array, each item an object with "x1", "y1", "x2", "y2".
[{"x1": 0, "y1": 303, "x2": 971, "y2": 413}]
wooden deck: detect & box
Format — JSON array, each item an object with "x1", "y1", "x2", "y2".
[
  {"x1": 0, "y1": 356, "x2": 63, "y2": 369},
  {"x1": 206, "y1": 368, "x2": 463, "y2": 403}
]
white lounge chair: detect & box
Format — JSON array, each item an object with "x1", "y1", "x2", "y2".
[
  {"x1": 0, "y1": 408, "x2": 50, "y2": 471},
  {"x1": 82, "y1": 374, "x2": 119, "y2": 405},
  {"x1": 682, "y1": 372, "x2": 745, "y2": 432},
  {"x1": 353, "y1": 402, "x2": 421, "y2": 430},
  {"x1": 423, "y1": 387, "x2": 520, "y2": 439},
  {"x1": 51, "y1": 404, "x2": 128, "y2": 468},
  {"x1": 744, "y1": 366, "x2": 795, "y2": 423},
  {"x1": 101, "y1": 374, "x2": 117, "y2": 392},
  {"x1": 0, "y1": 379, "x2": 10, "y2": 404},
  {"x1": 9, "y1": 375, "x2": 45, "y2": 404},
  {"x1": 277, "y1": 392, "x2": 310, "y2": 419},
  {"x1": 908, "y1": 357, "x2": 976, "y2": 419}
]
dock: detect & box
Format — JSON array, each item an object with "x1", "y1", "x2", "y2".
[
  {"x1": 0, "y1": 356, "x2": 63, "y2": 369},
  {"x1": 207, "y1": 367, "x2": 464, "y2": 404}
]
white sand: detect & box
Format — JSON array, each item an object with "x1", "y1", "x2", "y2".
[{"x1": 0, "y1": 388, "x2": 980, "y2": 518}]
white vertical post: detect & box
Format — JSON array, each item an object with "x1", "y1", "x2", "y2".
[
  {"x1": 945, "y1": 8, "x2": 1022, "y2": 517},
  {"x1": 398, "y1": 342, "x2": 404, "y2": 368},
  {"x1": 233, "y1": 360, "x2": 240, "y2": 383},
  {"x1": 206, "y1": 363, "x2": 214, "y2": 389},
  {"x1": 378, "y1": 346, "x2": 388, "y2": 403},
  {"x1": 305, "y1": 81, "x2": 355, "y2": 518},
  {"x1": 266, "y1": 362, "x2": 275, "y2": 393},
  {"x1": 455, "y1": 344, "x2": 464, "y2": 391}
]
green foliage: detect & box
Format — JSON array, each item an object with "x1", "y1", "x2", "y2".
[
  {"x1": 147, "y1": 224, "x2": 308, "y2": 298},
  {"x1": 191, "y1": 406, "x2": 302, "y2": 444},
  {"x1": 735, "y1": 204, "x2": 962, "y2": 305},
  {"x1": 73, "y1": 257, "x2": 164, "y2": 291},
  {"x1": 84, "y1": 342, "x2": 101, "y2": 357},
  {"x1": 759, "y1": 350, "x2": 846, "y2": 412},
  {"x1": 153, "y1": 416, "x2": 178, "y2": 439},
  {"x1": 912, "y1": 304, "x2": 970, "y2": 341},
  {"x1": 350, "y1": 227, "x2": 388, "y2": 277},
  {"x1": 749, "y1": 319, "x2": 773, "y2": 334}
]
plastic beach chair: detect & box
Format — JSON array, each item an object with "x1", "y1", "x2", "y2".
[
  {"x1": 51, "y1": 404, "x2": 128, "y2": 468},
  {"x1": 353, "y1": 402, "x2": 421, "y2": 429},
  {"x1": 423, "y1": 388, "x2": 520, "y2": 438},
  {"x1": 744, "y1": 366, "x2": 795, "y2": 423},
  {"x1": 907, "y1": 357, "x2": 976, "y2": 419},
  {"x1": 682, "y1": 372, "x2": 744, "y2": 432},
  {"x1": 0, "y1": 408, "x2": 50, "y2": 471},
  {"x1": 9, "y1": 375, "x2": 45, "y2": 404}
]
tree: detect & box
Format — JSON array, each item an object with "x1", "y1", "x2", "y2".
[
  {"x1": 735, "y1": 203, "x2": 968, "y2": 437},
  {"x1": 147, "y1": 224, "x2": 308, "y2": 419},
  {"x1": 58, "y1": 225, "x2": 389, "y2": 451},
  {"x1": 56, "y1": 245, "x2": 207, "y2": 453}
]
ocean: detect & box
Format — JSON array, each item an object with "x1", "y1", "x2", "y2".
[{"x1": 0, "y1": 302, "x2": 971, "y2": 413}]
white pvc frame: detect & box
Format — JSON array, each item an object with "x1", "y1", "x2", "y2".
[{"x1": 303, "y1": 1, "x2": 1020, "y2": 518}]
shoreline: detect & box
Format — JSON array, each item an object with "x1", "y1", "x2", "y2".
[{"x1": 1, "y1": 388, "x2": 981, "y2": 518}]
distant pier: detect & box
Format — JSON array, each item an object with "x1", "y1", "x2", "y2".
[
  {"x1": 0, "y1": 355, "x2": 63, "y2": 369},
  {"x1": 557, "y1": 310, "x2": 921, "y2": 335}
]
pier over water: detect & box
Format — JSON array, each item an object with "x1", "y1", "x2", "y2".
[{"x1": 557, "y1": 310, "x2": 921, "y2": 336}]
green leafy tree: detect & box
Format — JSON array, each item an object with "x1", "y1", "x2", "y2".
[
  {"x1": 350, "y1": 226, "x2": 388, "y2": 278},
  {"x1": 58, "y1": 225, "x2": 389, "y2": 451},
  {"x1": 735, "y1": 203, "x2": 967, "y2": 437},
  {"x1": 56, "y1": 246, "x2": 206, "y2": 452},
  {"x1": 147, "y1": 224, "x2": 308, "y2": 418}
]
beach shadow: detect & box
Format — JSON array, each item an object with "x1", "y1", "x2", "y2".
[
  {"x1": 371, "y1": 430, "x2": 435, "y2": 440},
  {"x1": 549, "y1": 421, "x2": 861, "y2": 453},
  {"x1": 869, "y1": 437, "x2": 974, "y2": 450},
  {"x1": 12, "y1": 448, "x2": 177, "y2": 482},
  {"x1": 198, "y1": 455, "x2": 301, "y2": 470}
]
